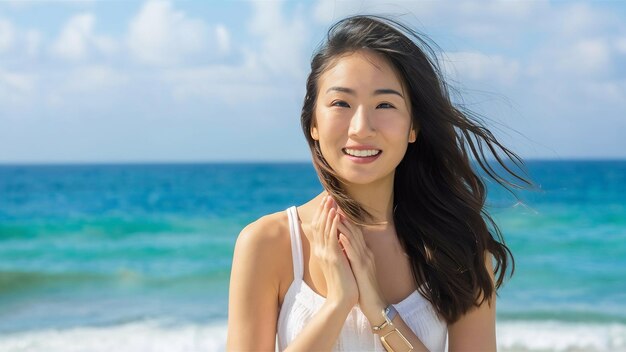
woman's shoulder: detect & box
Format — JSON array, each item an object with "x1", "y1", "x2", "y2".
[
  {"x1": 233, "y1": 209, "x2": 293, "y2": 269},
  {"x1": 228, "y1": 209, "x2": 295, "y2": 334},
  {"x1": 237, "y1": 209, "x2": 291, "y2": 246}
]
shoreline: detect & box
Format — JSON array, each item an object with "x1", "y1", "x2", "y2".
[{"x1": 1, "y1": 319, "x2": 625, "y2": 352}]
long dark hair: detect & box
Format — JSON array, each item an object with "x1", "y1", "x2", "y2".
[{"x1": 301, "y1": 15, "x2": 536, "y2": 324}]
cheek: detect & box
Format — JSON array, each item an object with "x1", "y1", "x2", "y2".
[
  {"x1": 315, "y1": 123, "x2": 345, "y2": 160},
  {"x1": 315, "y1": 111, "x2": 348, "y2": 136},
  {"x1": 380, "y1": 118, "x2": 412, "y2": 136}
]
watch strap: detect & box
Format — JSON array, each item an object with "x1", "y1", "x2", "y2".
[
  {"x1": 372, "y1": 304, "x2": 397, "y2": 332},
  {"x1": 384, "y1": 304, "x2": 398, "y2": 325}
]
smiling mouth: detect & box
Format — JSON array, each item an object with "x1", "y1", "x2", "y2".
[{"x1": 341, "y1": 148, "x2": 383, "y2": 157}]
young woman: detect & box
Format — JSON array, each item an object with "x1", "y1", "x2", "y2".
[{"x1": 227, "y1": 15, "x2": 532, "y2": 351}]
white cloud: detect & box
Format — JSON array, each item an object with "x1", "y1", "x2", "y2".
[
  {"x1": 249, "y1": 1, "x2": 308, "y2": 78},
  {"x1": 51, "y1": 13, "x2": 117, "y2": 61},
  {"x1": 51, "y1": 13, "x2": 94, "y2": 60},
  {"x1": 455, "y1": 0, "x2": 545, "y2": 20},
  {"x1": 312, "y1": 0, "x2": 549, "y2": 41},
  {"x1": 0, "y1": 70, "x2": 33, "y2": 92},
  {"x1": 0, "y1": 19, "x2": 41, "y2": 58},
  {"x1": 556, "y1": 2, "x2": 623, "y2": 38},
  {"x1": 529, "y1": 37, "x2": 614, "y2": 79},
  {"x1": 2, "y1": 0, "x2": 625, "y2": 161},
  {"x1": 443, "y1": 51, "x2": 520, "y2": 86},
  {"x1": 64, "y1": 65, "x2": 128, "y2": 92},
  {"x1": 568, "y1": 38, "x2": 612, "y2": 75},
  {"x1": 151, "y1": 1, "x2": 307, "y2": 104},
  {"x1": 313, "y1": 0, "x2": 362, "y2": 24},
  {"x1": 312, "y1": 0, "x2": 440, "y2": 25},
  {"x1": 161, "y1": 49, "x2": 278, "y2": 104},
  {"x1": 0, "y1": 18, "x2": 15, "y2": 53},
  {"x1": 41, "y1": 65, "x2": 129, "y2": 110},
  {"x1": 520, "y1": 1, "x2": 625, "y2": 81},
  {"x1": 216, "y1": 24, "x2": 230, "y2": 55},
  {"x1": 127, "y1": 0, "x2": 210, "y2": 66},
  {"x1": 0, "y1": 69, "x2": 35, "y2": 106}
]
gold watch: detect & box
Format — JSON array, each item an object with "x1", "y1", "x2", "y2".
[
  {"x1": 373, "y1": 305, "x2": 414, "y2": 351},
  {"x1": 371, "y1": 304, "x2": 398, "y2": 333}
]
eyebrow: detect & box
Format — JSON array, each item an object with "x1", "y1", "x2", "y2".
[{"x1": 325, "y1": 86, "x2": 404, "y2": 98}]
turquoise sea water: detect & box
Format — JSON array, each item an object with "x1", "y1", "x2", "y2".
[{"x1": 0, "y1": 161, "x2": 625, "y2": 351}]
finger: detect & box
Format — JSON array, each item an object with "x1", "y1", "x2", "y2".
[
  {"x1": 328, "y1": 210, "x2": 342, "y2": 253},
  {"x1": 338, "y1": 218, "x2": 366, "y2": 254},
  {"x1": 340, "y1": 214, "x2": 358, "y2": 233},
  {"x1": 336, "y1": 221, "x2": 353, "y2": 244},
  {"x1": 311, "y1": 195, "x2": 327, "y2": 242},
  {"x1": 323, "y1": 197, "x2": 337, "y2": 225},
  {"x1": 312, "y1": 195, "x2": 327, "y2": 229},
  {"x1": 348, "y1": 218, "x2": 369, "y2": 250},
  {"x1": 323, "y1": 206, "x2": 336, "y2": 248},
  {"x1": 316, "y1": 196, "x2": 332, "y2": 247},
  {"x1": 338, "y1": 232, "x2": 355, "y2": 264}
]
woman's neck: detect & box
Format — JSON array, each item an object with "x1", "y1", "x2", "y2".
[{"x1": 342, "y1": 176, "x2": 395, "y2": 228}]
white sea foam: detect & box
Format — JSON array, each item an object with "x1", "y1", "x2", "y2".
[
  {"x1": 1, "y1": 320, "x2": 625, "y2": 352},
  {"x1": 0, "y1": 319, "x2": 228, "y2": 352},
  {"x1": 498, "y1": 321, "x2": 626, "y2": 352}
]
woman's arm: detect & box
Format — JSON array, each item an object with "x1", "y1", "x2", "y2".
[
  {"x1": 447, "y1": 251, "x2": 497, "y2": 352},
  {"x1": 226, "y1": 216, "x2": 285, "y2": 351}
]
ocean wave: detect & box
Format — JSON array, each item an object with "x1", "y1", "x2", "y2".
[
  {"x1": 1, "y1": 320, "x2": 625, "y2": 352},
  {"x1": 0, "y1": 216, "x2": 212, "y2": 239},
  {"x1": 498, "y1": 320, "x2": 626, "y2": 352},
  {"x1": 0, "y1": 269, "x2": 230, "y2": 296},
  {"x1": 0, "y1": 319, "x2": 227, "y2": 352},
  {"x1": 0, "y1": 271, "x2": 106, "y2": 294}
]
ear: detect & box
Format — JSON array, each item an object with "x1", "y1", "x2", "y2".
[
  {"x1": 311, "y1": 125, "x2": 319, "y2": 141},
  {"x1": 409, "y1": 126, "x2": 417, "y2": 143}
]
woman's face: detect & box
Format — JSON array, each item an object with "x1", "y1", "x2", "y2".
[{"x1": 311, "y1": 49, "x2": 417, "y2": 186}]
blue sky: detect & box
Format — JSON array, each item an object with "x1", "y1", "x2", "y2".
[{"x1": 0, "y1": 0, "x2": 625, "y2": 163}]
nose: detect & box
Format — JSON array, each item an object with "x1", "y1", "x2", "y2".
[{"x1": 348, "y1": 106, "x2": 376, "y2": 139}]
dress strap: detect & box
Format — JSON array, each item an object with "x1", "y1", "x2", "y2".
[{"x1": 286, "y1": 206, "x2": 304, "y2": 282}]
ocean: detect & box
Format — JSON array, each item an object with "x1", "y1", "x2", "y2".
[{"x1": 0, "y1": 160, "x2": 624, "y2": 351}]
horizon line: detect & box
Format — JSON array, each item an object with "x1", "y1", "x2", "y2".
[{"x1": 1, "y1": 157, "x2": 626, "y2": 166}]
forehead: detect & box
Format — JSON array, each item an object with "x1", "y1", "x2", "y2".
[{"x1": 318, "y1": 50, "x2": 405, "y2": 92}]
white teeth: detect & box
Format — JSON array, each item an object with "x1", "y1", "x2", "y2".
[{"x1": 343, "y1": 148, "x2": 381, "y2": 157}]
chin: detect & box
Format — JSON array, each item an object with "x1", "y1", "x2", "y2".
[{"x1": 337, "y1": 170, "x2": 389, "y2": 186}]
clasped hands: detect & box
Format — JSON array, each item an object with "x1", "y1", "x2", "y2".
[{"x1": 310, "y1": 194, "x2": 388, "y2": 326}]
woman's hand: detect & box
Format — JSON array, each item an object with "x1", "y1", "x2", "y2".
[
  {"x1": 310, "y1": 195, "x2": 359, "y2": 309},
  {"x1": 335, "y1": 213, "x2": 388, "y2": 325}
]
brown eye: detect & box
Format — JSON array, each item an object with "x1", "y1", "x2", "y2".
[
  {"x1": 377, "y1": 102, "x2": 395, "y2": 109},
  {"x1": 331, "y1": 100, "x2": 350, "y2": 108}
]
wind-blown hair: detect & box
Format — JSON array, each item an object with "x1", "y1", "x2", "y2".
[{"x1": 301, "y1": 15, "x2": 536, "y2": 324}]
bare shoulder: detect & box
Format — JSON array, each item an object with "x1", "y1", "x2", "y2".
[
  {"x1": 236, "y1": 210, "x2": 291, "y2": 254},
  {"x1": 227, "y1": 210, "x2": 293, "y2": 350},
  {"x1": 232, "y1": 210, "x2": 293, "y2": 286}
]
